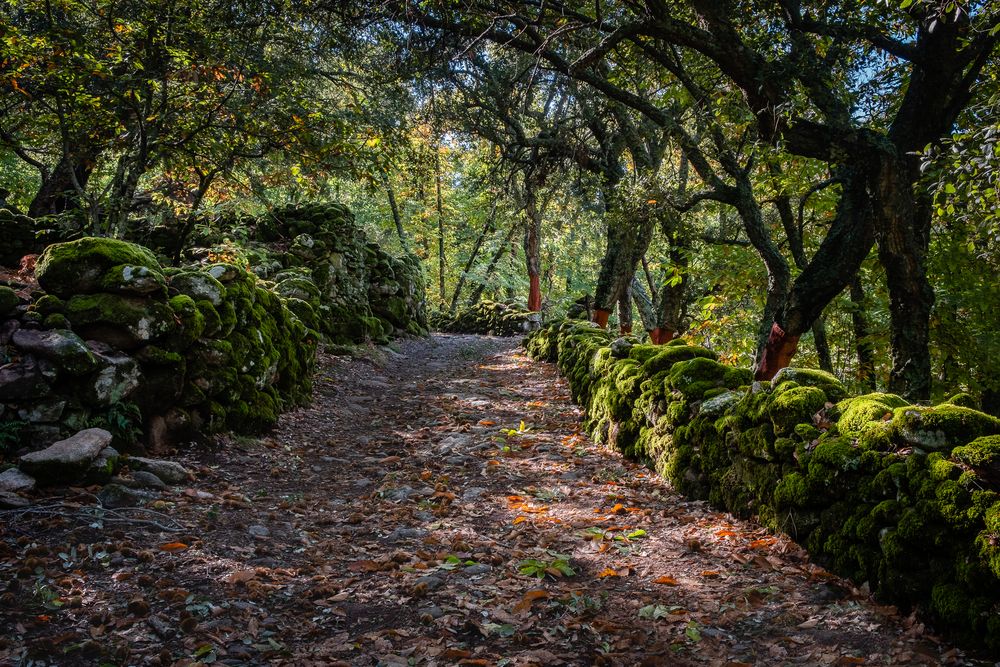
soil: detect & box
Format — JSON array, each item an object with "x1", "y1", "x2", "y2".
[{"x1": 0, "y1": 334, "x2": 990, "y2": 666}]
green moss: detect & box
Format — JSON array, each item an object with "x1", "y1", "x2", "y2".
[
  {"x1": 952, "y1": 435, "x2": 1000, "y2": 476},
  {"x1": 667, "y1": 356, "x2": 738, "y2": 401},
  {"x1": 893, "y1": 404, "x2": 1000, "y2": 452},
  {"x1": 774, "y1": 472, "x2": 810, "y2": 508},
  {"x1": 944, "y1": 392, "x2": 978, "y2": 409},
  {"x1": 168, "y1": 294, "x2": 205, "y2": 346},
  {"x1": 643, "y1": 345, "x2": 718, "y2": 375},
  {"x1": 36, "y1": 237, "x2": 161, "y2": 297},
  {"x1": 32, "y1": 294, "x2": 64, "y2": 316},
  {"x1": 65, "y1": 292, "x2": 177, "y2": 349},
  {"x1": 768, "y1": 385, "x2": 827, "y2": 434},
  {"x1": 100, "y1": 263, "x2": 167, "y2": 296},
  {"x1": 771, "y1": 367, "x2": 848, "y2": 402},
  {"x1": 836, "y1": 393, "x2": 909, "y2": 436},
  {"x1": 0, "y1": 286, "x2": 21, "y2": 316},
  {"x1": 196, "y1": 300, "x2": 222, "y2": 337}
]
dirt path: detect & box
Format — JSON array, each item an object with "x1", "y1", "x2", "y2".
[{"x1": 0, "y1": 334, "x2": 984, "y2": 666}]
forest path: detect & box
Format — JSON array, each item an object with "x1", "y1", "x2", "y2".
[{"x1": 0, "y1": 335, "x2": 977, "y2": 666}]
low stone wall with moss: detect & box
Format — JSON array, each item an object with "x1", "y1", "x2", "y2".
[
  {"x1": 430, "y1": 299, "x2": 539, "y2": 335},
  {"x1": 0, "y1": 203, "x2": 427, "y2": 456},
  {"x1": 525, "y1": 320, "x2": 1000, "y2": 651}
]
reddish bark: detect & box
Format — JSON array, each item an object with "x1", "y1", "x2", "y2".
[
  {"x1": 528, "y1": 274, "x2": 541, "y2": 311},
  {"x1": 593, "y1": 308, "x2": 611, "y2": 328},
  {"x1": 620, "y1": 323, "x2": 632, "y2": 335},
  {"x1": 754, "y1": 322, "x2": 801, "y2": 381},
  {"x1": 649, "y1": 327, "x2": 675, "y2": 345}
]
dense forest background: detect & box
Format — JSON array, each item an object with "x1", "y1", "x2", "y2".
[{"x1": 1, "y1": 0, "x2": 998, "y2": 405}]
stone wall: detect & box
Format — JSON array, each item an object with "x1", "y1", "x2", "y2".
[
  {"x1": 525, "y1": 320, "x2": 1000, "y2": 651},
  {"x1": 0, "y1": 203, "x2": 427, "y2": 456},
  {"x1": 430, "y1": 300, "x2": 539, "y2": 336}
]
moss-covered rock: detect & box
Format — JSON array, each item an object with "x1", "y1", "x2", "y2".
[
  {"x1": 170, "y1": 271, "x2": 226, "y2": 306},
  {"x1": 771, "y1": 367, "x2": 848, "y2": 402},
  {"x1": 65, "y1": 293, "x2": 177, "y2": 350},
  {"x1": 837, "y1": 393, "x2": 909, "y2": 436},
  {"x1": 893, "y1": 405, "x2": 1000, "y2": 453},
  {"x1": 0, "y1": 286, "x2": 20, "y2": 317},
  {"x1": 37, "y1": 237, "x2": 161, "y2": 298},
  {"x1": 101, "y1": 264, "x2": 167, "y2": 296}
]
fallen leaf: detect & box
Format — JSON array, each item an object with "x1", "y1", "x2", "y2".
[
  {"x1": 654, "y1": 575, "x2": 679, "y2": 585},
  {"x1": 700, "y1": 570, "x2": 720, "y2": 578},
  {"x1": 347, "y1": 560, "x2": 380, "y2": 572},
  {"x1": 159, "y1": 542, "x2": 189, "y2": 552},
  {"x1": 513, "y1": 589, "x2": 549, "y2": 612},
  {"x1": 597, "y1": 567, "x2": 618, "y2": 578}
]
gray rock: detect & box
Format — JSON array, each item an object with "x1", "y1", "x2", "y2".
[
  {"x1": 248, "y1": 524, "x2": 270, "y2": 538},
  {"x1": 384, "y1": 485, "x2": 414, "y2": 501},
  {"x1": 12, "y1": 328, "x2": 98, "y2": 375},
  {"x1": 19, "y1": 428, "x2": 113, "y2": 483},
  {"x1": 17, "y1": 399, "x2": 66, "y2": 423},
  {"x1": 461, "y1": 487, "x2": 487, "y2": 500},
  {"x1": 699, "y1": 390, "x2": 743, "y2": 418},
  {"x1": 436, "y1": 433, "x2": 473, "y2": 454},
  {"x1": 462, "y1": 564, "x2": 493, "y2": 576},
  {"x1": 97, "y1": 482, "x2": 148, "y2": 508},
  {"x1": 84, "y1": 445, "x2": 120, "y2": 484},
  {"x1": 421, "y1": 605, "x2": 445, "y2": 619},
  {"x1": 0, "y1": 468, "x2": 36, "y2": 493},
  {"x1": 170, "y1": 271, "x2": 226, "y2": 306},
  {"x1": 0, "y1": 490, "x2": 29, "y2": 508},
  {"x1": 385, "y1": 527, "x2": 428, "y2": 542},
  {"x1": 0, "y1": 357, "x2": 51, "y2": 401},
  {"x1": 83, "y1": 349, "x2": 141, "y2": 407},
  {"x1": 102, "y1": 265, "x2": 166, "y2": 295},
  {"x1": 130, "y1": 470, "x2": 167, "y2": 489},
  {"x1": 415, "y1": 575, "x2": 444, "y2": 591},
  {"x1": 127, "y1": 457, "x2": 191, "y2": 485},
  {"x1": 610, "y1": 337, "x2": 633, "y2": 358}
]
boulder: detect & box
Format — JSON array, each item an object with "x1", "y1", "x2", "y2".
[
  {"x1": 19, "y1": 428, "x2": 113, "y2": 483},
  {"x1": 0, "y1": 491, "x2": 29, "y2": 508},
  {"x1": 127, "y1": 456, "x2": 191, "y2": 484},
  {"x1": 0, "y1": 467, "x2": 36, "y2": 493},
  {"x1": 84, "y1": 445, "x2": 120, "y2": 484},
  {"x1": 36, "y1": 237, "x2": 162, "y2": 298},
  {"x1": 11, "y1": 328, "x2": 98, "y2": 375},
  {"x1": 170, "y1": 271, "x2": 226, "y2": 306},
  {"x1": 0, "y1": 286, "x2": 19, "y2": 317},
  {"x1": 17, "y1": 399, "x2": 66, "y2": 423},
  {"x1": 66, "y1": 293, "x2": 176, "y2": 350},
  {"x1": 97, "y1": 482, "x2": 151, "y2": 508}
]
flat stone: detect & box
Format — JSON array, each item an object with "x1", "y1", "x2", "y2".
[
  {"x1": 131, "y1": 470, "x2": 167, "y2": 489},
  {"x1": 11, "y1": 328, "x2": 97, "y2": 375},
  {"x1": 97, "y1": 482, "x2": 149, "y2": 508},
  {"x1": 127, "y1": 457, "x2": 191, "y2": 485},
  {"x1": 461, "y1": 564, "x2": 493, "y2": 576},
  {"x1": 385, "y1": 527, "x2": 428, "y2": 542},
  {"x1": 83, "y1": 349, "x2": 141, "y2": 407},
  {"x1": 0, "y1": 357, "x2": 51, "y2": 401},
  {"x1": 384, "y1": 486, "x2": 414, "y2": 501},
  {"x1": 0, "y1": 491, "x2": 29, "y2": 508},
  {"x1": 17, "y1": 399, "x2": 66, "y2": 423},
  {"x1": 248, "y1": 525, "x2": 270, "y2": 538},
  {"x1": 415, "y1": 575, "x2": 444, "y2": 591},
  {"x1": 436, "y1": 433, "x2": 473, "y2": 454},
  {"x1": 461, "y1": 487, "x2": 487, "y2": 500},
  {"x1": 0, "y1": 468, "x2": 36, "y2": 493},
  {"x1": 19, "y1": 428, "x2": 113, "y2": 483}
]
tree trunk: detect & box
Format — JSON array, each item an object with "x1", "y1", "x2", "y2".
[
  {"x1": 467, "y1": 223, "x2": 518, "y2": 306},
  {"x1": 593, "y1": 209, "x2": 655, "y2": 329},
  {"x1": 849, "y1": 277, "x2": 877, "y2": 392},
  {"x1": 523, "y1": 180, "x2": 543, "y2": 312},
  {"x1": 811, "y1": 319, "x2": 834, "y2": 373},
  {"x1": 28, "y1": 151, "x2": 97, "y2": 218},
  {"x1": 631, "y1": 277, "x2": 657, "y2": 333},
  {"x1": 756, "y1": 165, "x2": 875, "y2": 381},
  {"x1": 384, "y1": 173, "x2": 408, "y2": 249},
  {"x1": 618, "y1": 282, "x2": 633, "y2": 334},
  {"x1": 652, "y1": 212, "x2": 688, "y2": 344},
  {"x1": 434, "y1": 147, "x2": 446, "y2": 304},
  {"x1": 873, "y1": 155, "x2": 934, "y2": 400},
  {"x1": 450, "y1": 199, "x2": 497, "y2": 313}
]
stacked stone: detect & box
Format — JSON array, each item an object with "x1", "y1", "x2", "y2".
[
  {"x1": 525, "y1": 320, "x2": 1000, "y2": 651},
  {"x1": 260, "y1": 203, "x2": 427, "y2": 344},
  {"x1": 0, "y1": 237, "x2": 315, "y2": 456},
  {"x1": 431, "y1": 300, "x2": 540, "y2": 335}
]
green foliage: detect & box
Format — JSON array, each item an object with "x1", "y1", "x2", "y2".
[{"x1": 86, "y1": 401, "x2": 142, "y2": 447}]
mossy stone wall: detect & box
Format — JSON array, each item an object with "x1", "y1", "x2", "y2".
[
  {"x1": 525, "y1": 320, "x2": 1000, "y2": 651},
  {"x1": 431, "y1": 299, "x2": 540, "y2": 335}
]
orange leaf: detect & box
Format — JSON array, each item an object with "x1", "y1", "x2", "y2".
[
  {"x1": 487, "y1": 460, "x2": 500, "y2": 466},
  {"x1": 513, "y1": 516, "x2": 528, "y2": 525},
  {"x1": 159, "y1": 542, "x2": 189, "y2": 552},
  {"x1": 749, "y1": 538, "x2": 776, "y2": 549},
  {"x1": 224, "y1": 570, "x2": 257, "y2": 584},
  {"x1": 653, "y1": 575, "x2": 679, "y2": 585},
  {"x1": 597, "y1": 567, "x2": 618, "y2": 578},
  {"x1": 700, "y1": 570, "x2": 720, "y2": 578},
  {"x1": 715, "y1": 529, "x2": 737, "y2": 538},
  {"x1": 610, "y1": 503, "x2": 625, "y2": 515},
  {"x1": 347, "y1": 560, "x2": 380, "y2": 572},
  {"x1": 432, "y1": 491, "x2": 457, "y2": 501},
  {"x1": 478, "y1": 420, "x2": 496, "y2": 426},
  {"x1": 514, "y1": 589, "x2": 549, "y2": 612}
]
